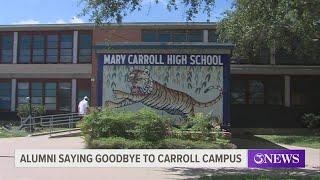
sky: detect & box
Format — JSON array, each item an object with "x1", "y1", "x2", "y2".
[{"x1": 0, "y1": 0, "x2": 233, "y2": 25}]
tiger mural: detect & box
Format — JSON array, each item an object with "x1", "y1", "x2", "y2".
[{"x1": 105, "y1": 69, "x2": 223, "y2": 117}]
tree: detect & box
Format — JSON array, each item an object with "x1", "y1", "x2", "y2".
[
  {"x1": 79, "y1": 0, "x2": 320, "y2": 59},
  {"x1": 79, "y1": 0, "x2": 216, "y2": 23},
  {"x1": 218, "y1": 0, "x2": 320, "y2": 60}
]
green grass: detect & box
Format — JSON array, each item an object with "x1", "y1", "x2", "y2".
[
  {"x1": 255, "y1": 135, "x2": 320, "y2": 149},
  {"x1": 200, "y1": 173, "x2": 320, "y2": 180},
  {"x1": 0, "y1": 127, "x2": 27, "y2": 138},
  {"x1": 0, "y1": 127, "x2": 74, "y2": 138}
]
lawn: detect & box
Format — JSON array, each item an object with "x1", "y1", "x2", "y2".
[
  {"x1": 0, "y1": 126, "x2": 74, "y2": 138},
  {"x1": 0, "y1": 127, "x2": 27, "y2": 138},
  {"x1": 255, "y1": 135, "x2": 320, "y2": 149}
]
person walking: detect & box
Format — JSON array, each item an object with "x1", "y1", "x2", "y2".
[{"x1": 78, "y1": 96, "x2": 89, "y2": 118}]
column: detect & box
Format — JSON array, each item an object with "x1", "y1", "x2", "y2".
[
  {"x1": 203, "y1": 30, "x2": 208, "y2": 43},
  {"x1": 270, "y1": 43, "x2": 276, "y2": 65},
  {"x1": 13, "y1": 32, "x2": 18, "y2": 64},
  {"x1": 73, "y1": 31, "x2": 78, "y2": 64},
  {"x1": 11, "y1": 79, "x2": 16, "y2": 111},
  {"x1": 72, "y1": 79, "x2": 77, "y2": 112},
  {"x1": 284, "y1": 75, "x2": 291, "y2": 107}
]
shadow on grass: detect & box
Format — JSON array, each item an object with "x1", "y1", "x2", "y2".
[
  {"x1": 231, "y1": 135, "x2": 286, "y2": 149},
  {"x1": 161, "y1": 167, "x2": 320, "y2": 180}
]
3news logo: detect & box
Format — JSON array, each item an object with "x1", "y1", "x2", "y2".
[{"x1": 248, "y1": 150, "x2": 305, "y2": 168}]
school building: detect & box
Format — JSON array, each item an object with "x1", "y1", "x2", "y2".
[{"x1": 0, "y1": 23, "x2": 319, "y2": 128}]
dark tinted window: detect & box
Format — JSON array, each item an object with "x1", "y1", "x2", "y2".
[
  {"x1": 78, "y1": 33, "x2": 92, "y2": 63},
  {"x1": 0, "y1": 82, "x2": 11, "y2": 110},
  {"x1": 0, "y1": 33, "x2": 13, "y2": 63}
]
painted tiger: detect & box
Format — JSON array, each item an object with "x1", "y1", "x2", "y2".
[{"x1": 105, "y1": 69, "x2": 223, "y2": 117}]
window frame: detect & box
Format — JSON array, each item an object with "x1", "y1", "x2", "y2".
[
  {"x1": 141, "y1": 29, "x2": 203, "y2": 42},
  {"x1": 0, "y1": 32, "x2": 14, "y2": 64},
  {"x1": 0, "y1": 79, "x2": 11, "y2": 112},
  {"x1": 231, "y1": 75, "x2": 284, "y2": 106},
  {"x1": 18, "y1": 31, "x2": 74, "y2": 64},
  {"x1": 77, "y1": 31, "x2": 92, "y2": 64},
  {"x1": 16, "y1": 79, "x2": 72, "y2": 112}
]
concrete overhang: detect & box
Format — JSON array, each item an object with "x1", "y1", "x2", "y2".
[
  {"x1": 231, "y1": 64, "x2": 320, "y2": 75},
  {"x1": 0, "y1": 64, "x2": 92, "y2": 79}
]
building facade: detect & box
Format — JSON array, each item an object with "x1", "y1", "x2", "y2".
[{"x1": 0, "y1": 23, "x2": 319, "y2": 128}]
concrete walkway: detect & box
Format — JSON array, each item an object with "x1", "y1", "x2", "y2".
[{"x1": 0, "y1": 135, "x2": 319, "y2": 180}]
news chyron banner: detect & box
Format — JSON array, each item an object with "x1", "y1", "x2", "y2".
[{"x1": 15, "y1": 149, "x2": 305, "y2": 168}]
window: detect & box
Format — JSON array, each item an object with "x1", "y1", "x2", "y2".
[
  {"x1": 231, "y1": 76, "x2": 283, "y2": 105},
  {"x1": 248, "y1": 80, "x2": 265, "y2": 104},
  {"x1": 31, "y1": 82, "x2": 43, "y2": 105},
  {"x1": 60, "y1": 34, "x2": 73, "y2": 63},
  {"x1": 159, "y1": 31, "x2": 171, "y2": 42},
  {"x1": 58, "y1": 82, "x2": 71, "y2": 111},
  {"x1": 142, "y1": 30, "x2": 202, "y2": 42},
  {"x1": 19, "y1": 34, "x2": 32, "y2": 63},
  {"x1": 78, "y1": 32, "x2": 92, "y2": 63},
  {"x1": 45, "y1": 82, "x2": 57, "y2": 110},
  {"x1": 32, "y1": 34, "x2": 45, "y2": 63},
  {"x1": 231, "y1": 79, "x2": 246, "y2": 104},
  {"x1": 16, "y1": 81, "x2": 71, "y2": 111},
  {"x1": 291, "y1": 76, "x2": 320, "y2": 106},
  {"x1": 77, "y1": 80, "x2": 91, "y2": 105},
  {"x1": 46, "y1": 34, "x2": 58, "y2": 63},
  {"x1": 0, "y1": 33, "x2": 13, "y2": 64},
  {"x1": 188, "y1": 30, "x2": 202, "y2": 42},
  {"x1": 17, "y1": 82, "x2": 30, "y2": 105},
  {"x1": 172, "y1": 31, "x2": 187, "y2": 42},
  {"x1": 208, "y1": 30, "x2": 218, "y2": 42},
  {"x1": 0, "y1": 81, "x2": 11, "y2": 111},
  {"x1": 18, "y1": 32, "x2": 73, "y2": 64},
  {"x1": 141, "y1": 30, "x2": 157, "y2": 42}
]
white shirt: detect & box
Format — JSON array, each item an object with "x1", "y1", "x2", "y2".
[{"x1": 78, "y1": 99, "x2": 89, "y2": 115}]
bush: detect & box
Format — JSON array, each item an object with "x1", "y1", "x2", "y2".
[
  {"x1": 86, "y1": 137, "x2": 233, "y2": 149},
  {"x1": 136, "y1": 118, "x2": 169, "y2": 142},
  {"x1": 302, "y1": 113, "x2": 320, "y2": 129},
  {"x1": 80, "y1": 109, "x2": 137, "y2": 139},
  {"x1": 80, "y1": 108, "x2": 168, "y2": 140},
  {"x1": 17, "y1": 104, "x2": 46, "y2": 118}
]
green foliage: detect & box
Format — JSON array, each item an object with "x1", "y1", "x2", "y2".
[
  {"x1": 87, "y1": 137, "x2": 232, "y2": 149},
  {"x1": 301, "y1": 113, "x2": 320, "y2": 129},
  {"x1": 81, "y1": 108, "x2": 233, "y2": 149},
  {"x1": 80, "y1": 108, "x2": 169, "y2": 141},
  {"x1": 218, "y1": 0, "x2": 320, "y2": 60},
  {"x1": 79, "y1": 0, "x2": 215, "y2": 23},
  {"x1": 136, "y1": 118, "x2": 169, "y2": 142},
  {"x1": 17, "y1": 104, "x2": 46, "y2": 118},
  {"x1": 80, "y1": 108, "x2": 137, "y2": 139},
  {"x1": 186, "y1": 113, "x2": 223, "y2": 140}
]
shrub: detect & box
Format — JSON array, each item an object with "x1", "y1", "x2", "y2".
[
  {"x1": 80, "y1": 109, "x2": 137, "y2": 139},
  {"x1": 302, "y1": 113, "x2": 320, "y2": 129},
  {"x1": 86, "y1": 137, "x2": 234, "y2": 149},
  {"x1": 136, "y1": 118, "x2": 169, "y2": 142},
  {"x1": 17, "y1": 104, "x2": 46, "y2": 118},
  {"x1": 81, "y1": 108, "x2": 171, "y2": 141}
]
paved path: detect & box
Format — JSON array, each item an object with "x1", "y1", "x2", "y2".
[{"x1": 0, "y1": 135, "x2": 319, "y2": 180}]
